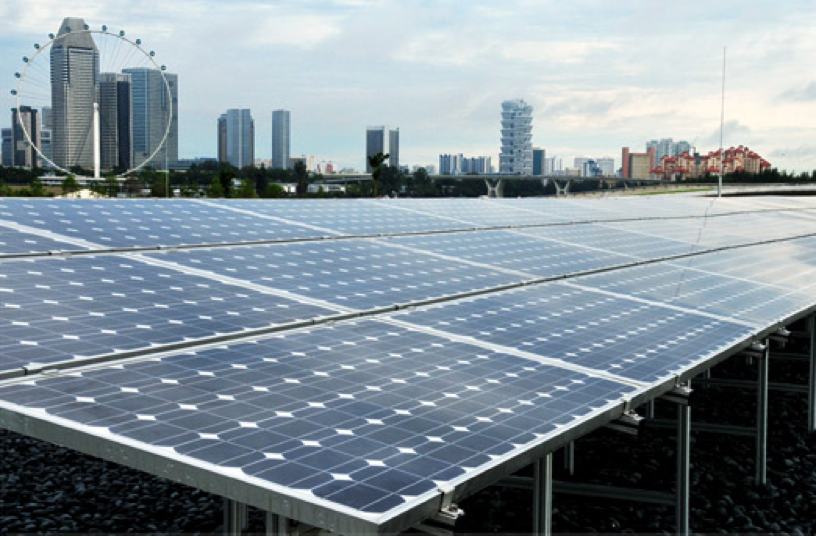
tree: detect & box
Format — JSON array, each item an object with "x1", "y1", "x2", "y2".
[
  {"x1": 216, "y1": 164, "x2": 236, "y2": 198},
  {"x1": 207, "y1": 178, "x2": 225, "y2": 198},
  {"x1": 29, "y1": 178, "x2": 46, "y2": 197},
  {"x1": 367, "y1": 152, "x2": 389, "y2": 197},
  {"x1": 294, "y1": 160, "x2": 309, "y2": 197},
  {"x1": 0, "y1": 177, "x2": 11, "y2": 197},
  {"x1": 150, "y1": 175, "x2": 167, "y2": 197},
  {"x1": 235, "y1": 178, "x2": 258, "y2": 198},
  {"x1": 61, "y1": 174, "x2": 81, "y2": 195},
  {"x1": 262, "y1": 183, "x2": 287, "y2": 198},
  {"x1": 122, "y1": 177, "x2": 143, "y2": 197},
  {"x1": 104, "y1": 173, "x2": 119, "y2": 198}
]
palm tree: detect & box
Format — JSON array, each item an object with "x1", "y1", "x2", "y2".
[{"x1": 367, "y1": 152, "x2": 389, "y2": 197}]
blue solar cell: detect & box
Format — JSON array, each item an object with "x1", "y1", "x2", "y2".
[
  {"x1": 0, "y1": 255, "x2": 336, "y2": 372},
  {"x1": 149, "y1": 239, "x2": 516, "y2": 310},
  {"x1": 394, "y1": 282, "x2": 755, "y2": 382},
  {"x1": 0, "y1": 319, "x2": 636, "y2": 517},
  {"x1": 0, "y1": 227, "x2": 85, "y2": 255}
]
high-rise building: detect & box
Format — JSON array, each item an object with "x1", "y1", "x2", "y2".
[
  {"x1": 289, "y1": 155, "x2": 315, "y2": 172},
  {"x1": 217, "y1": 109, "x2": 254, "y2": 168},
  {"x1": 622, "y1": 146, "x2": 656, "y2": 179},
  {"x1": 97, "y1": 73, "x2": 132, "y2": 170},
  {"x1": 573, "y1": 157, "x2": 591, "y2": 176},
  {"x1": 1, "y1": 129, "x2": 12, "y2": 167},
  {"x1": 582, "y1": 159, "x2": 601, "y2": 178},
  {"x1": 12, "y1": 105, "x2": 40, "y2": 168},
  {"x1": 532, "y1": 148, "x2": 546, "y2": 176},
  {"x1": 545, "y1": 157, "x2": 563, "y2": 175},
  {"x1": 40, "y1": 107, "x2": 53, "y2": 167},
  {"x1": 366, "y1": 126, "x2": 399, "y2": 171},
  {"x1": 596, "y1": 157, "x2": 615, "y2": 177},
  {"x1": 271, "y1": 110, "x2": 290, "y2": 170},
  {"x1": 646, "y1": 138, "x2": 691, "y2": 167},
  {"x1": 122, "y1": 68, "x2": 178, "y2": 170},
  {"x1": 499, "y1": 99, "x2": 533, "y2": 174},
  {"x1": 51, "y1": 17, "x2": 99, "y2": 169}
]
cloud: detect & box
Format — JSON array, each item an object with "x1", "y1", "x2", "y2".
[
  {"x1": 778, "y1": 82, "x2": 816, "y2": 103},
  {"x1": 769, "y1": 146, "x2": 816, "y2": 160},
  {"x1": 702, "y1": 120, "x2": 752, "y2": 147}
]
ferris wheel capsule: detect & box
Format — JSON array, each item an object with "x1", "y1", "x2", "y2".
[
  {"x1": 34, "y1": 44, "x2": 40, "y2": 50},
  {"x1": 161, "y1": 65, "x2": 166, "y2": 71},
  {"x1": 119, "y1": 30, "x2": 125, "y2": 36},
  {"x1": 10, "y1": 90, "x2": 17, "y2": 95},
  {"x1": 14, "y1": 72, "x2": 20, "y2": 78},
  {"x1": 102, "y1": 25, "x2": 107, "y2": 31},
  {"x1": 83, "y1": 24, "x2": 89, "y2": 30},
  {"x1": 48, "y1": 33, "x2": 55, "y2": 39},
  {"x1": 22, "y1": 57, "x2": 28, "y2": 63},
  {"x1": 136, "y1": 39, "x2": 141, "y2": 45},
  {"x1": 150, "y1": 51, "x2": 155, "y2": 57}
]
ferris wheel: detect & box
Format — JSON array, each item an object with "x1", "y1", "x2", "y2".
[{"x1": 11, "y1": 19, "x2": 174, "y2": 178}]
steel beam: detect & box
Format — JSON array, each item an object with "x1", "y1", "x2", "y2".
[
  {"x1": 265, "y1": 512, "x2": 287, "y2": 536},
  {"x1": 553, "y1": 179, "x2": 572, "y2": 197},
  {"x1": 533, "y1": 454, "x2": 553, "y2": 536},
  {"x1": 676, "y1": 403, "x2": 690, "y2": 536},
  {"x1": 756, "y1": 341, "x2": 769, "y2": 486},
  {"x1": 223, "y1": 499, "x2": 248, "y2": 536},
  {"x1": 647, "y1": 419, "x2": 755, "y2": 437},
  {"x1": 563, "y1": 441, "x2": 575, "y2": 475},
  {"x1": 496, "y1": 477, "x2": 673, "y2": 506},
  {"x1": 809, "y1": 315, "x2": 816, "y2": 433},
  {"x1": 694, "y1": 377, "x2": 807, "y2": 394}
]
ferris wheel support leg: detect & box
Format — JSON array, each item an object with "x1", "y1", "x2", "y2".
[{"x1": 93, "y1": 102, "x2": 101, "y2": 180}]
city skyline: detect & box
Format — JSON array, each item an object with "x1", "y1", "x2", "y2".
[{"x1": 1, "y1": 1, "x2": 816, "y2": 172}]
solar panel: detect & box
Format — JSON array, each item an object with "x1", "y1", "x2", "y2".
[
  {"x1": 0, "y1": 226, "x2": 88, "y2": 256},
  {"x1": 393, "y1": 282, "x2": 756, "y2": 383},
  {"x1": 0, "y1": 199, "x2": 328, "y2": 249},
  {"x1": 148, "y1": 239, "x2": 517, "y2": 310},
  {"x1": 388, "y1": 230, "x2": 634, "y2": 277},
  {"x1": 0, "y1": 255, "x2": 336, "y2": 374},
  {"x1": 0, "y1": 318, "x2": 638, "y2": 532},
  {"x1": 570, "y1": 261, "x2": 816, "y2": 327}
]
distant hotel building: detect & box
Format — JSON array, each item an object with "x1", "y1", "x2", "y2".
[
  {"x1": 366, "y1": 126, "x2": 399, "y2": 171},
  {"x1": 499, "y1": 99, "x2": 533, "y2": 175},
  {"x1": 51, "y1": 17, "x2": 98, "y2": 169},
  {"x1": 123, "y1": 67, "x2": 178, "y2": 170},
  {"x1": 10, "y1": 106, "x2": 40, "y2": 168},
  {"x1": 272, "y1": 110, "x2": 290, "y2": 170},
  {"x1": 97, "y1": 73, "x2": 132, "y2": 170},
  {"x1": 218, "y1": 109, "x2": 255, "y2": 168},
  {"x1": 651, "y1": 146, "x2": 770, "y2": 180}
]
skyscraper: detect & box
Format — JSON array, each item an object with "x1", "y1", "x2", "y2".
[
  {"x1": 218, "y1": 109, "x2": 254, "y2": 168},
  {"x1": 366, "y1": 126, "x2": 399, "y2": 171},
  {"x1": 500, "y1": 99, "x2": 533, "y2": 174},
  {"x1": 11, "y1": 106, "x2": 40, "y2": 168},
  {"x1": 271, "y1": 110, "x2": 290, "y2": 170},
  {"x1": 97, "y1": 73, "x2": 132, "y2": 170},
  {"x1": 40, "y1": 107, "x2": 53, "y2": 167},
  {"x1": 596, "y1": 157, "x2": 615, "y2": 177},
  {"x1": 51, "y1": 17, "x2": 99, "y2": 169},
  {"x1": 1, "y1": 129, "x2": 12, "y2": 167},
  {"x1": 532, "y1": 148, "x2": 546, "y2": 176},
  {"x1": 122, "y1": 68, "x2": 178, "y2": 170}
]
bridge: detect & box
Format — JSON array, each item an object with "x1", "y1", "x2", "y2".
[{"x1": 320, "y1": 173, "x2": 668, "y2": 197}]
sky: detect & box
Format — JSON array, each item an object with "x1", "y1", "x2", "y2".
[{"x1": 1, "y1": 0, "x2": 816, "y2": 172}]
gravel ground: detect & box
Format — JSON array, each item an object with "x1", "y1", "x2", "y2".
[{"x1": 2, "y1": 339, "x2": 816, "y2": 534}]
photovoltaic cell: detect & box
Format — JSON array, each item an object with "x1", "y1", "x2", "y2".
[
  {"x1": 0, "y1": 227, "x2": 87, "y2": 255},
  {"x1": 0, "y1": 255, "x2": 335, "y2": 372},
  {"x1": 0, "y1": 319, "x2": 636, "y2": 516},
  {"x1": 149, "y1": 240, "x2": 515, "y2": 310},
  {"x1": 394, "y1": 283, "x2": 755, "y2": 382}
]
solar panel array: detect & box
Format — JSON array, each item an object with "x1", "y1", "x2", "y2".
[{"x1": 1, "y1": 196, "x2": 816, "y2": 533}]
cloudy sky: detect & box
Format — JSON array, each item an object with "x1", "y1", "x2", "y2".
[{"x1": 2, "y1": 0, "x2": 816, "y2": 172}]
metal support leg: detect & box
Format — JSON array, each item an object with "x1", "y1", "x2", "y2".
[
  {"x1": 647, "y1": 400, "x2": 655, "y2": 419},
  {"x1": 676, "y1": 402, "x2": 690, "y2": 536},
  {"x1": 553, "y1": 179, "x2": 572, "y2": 197},
  {"x1": 484, "y1": 178, "x2": 505, "y2": 198},
  {"x1": 809, "y1": 315, "x2": 816, "y2": 433},
  {"x1": 265, "y1": 512, "x2": 287, "y2": 536},
  {"x1": 756, "y1": 341, "x2": 769, "y2": 486},
  {"x1": 563, "y1": 441, "x2": 575, "y2": 475},
  {"x1": 223, "y1": 499, "x2": 248, "y2": 536},
  {"x1": 533, "y1": 453, "x2": 553, "y2": 536}
]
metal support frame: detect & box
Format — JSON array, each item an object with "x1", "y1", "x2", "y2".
[
  {"x1": 756, "y1": 340, "x2": 769, "y2": 486},
  {"x1": 484, "y1": 178, "x2": 505, "y2": 198},
  {"x1": 605, "y1": 409, "x2": 644, "y2": 435},
  {"x1": 533, "y1": 453, "x2": 553, "y2": 536},
  {"x1": 563, "y1": 441, "x2": 575, "y2": 475},
  {"x1": 809, "y1": 315, "x2": 816, "y2": 433},
  {"x1": 693, "y1": 377, "x2": 807, "y2": 394},
  {"x1": 676, "y1": 402, "x2": 690, "y2": 536},
  {"x1": 553, "y1": 179, "x2": 572, "y2": 197},
  {"x1": 648, "y1": 418, "x2": 755, "y2": 437},
  {"x1": 265, "y1": 512, "x2": 288, "y2": 536},
  {"x1": 223, "y1": 499, "x2": 249, "y2": 536}
]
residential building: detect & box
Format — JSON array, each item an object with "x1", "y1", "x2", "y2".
[
  {"x1": 652, "y1": 145, "x2": 770, "y2": 180},
  {"x1": 582, "y1": 159, "x2": 601, "y2": 178},
  {"x1": 532, "y1": 148, "x2": 546, "y2": 176},
  {"x1": 545, "y1": 157, "x2": 563, "y2": 175},
  {"x1": 97, "y1": 72, "x2": 132, "y2": 170},
  {"x1": 499, "y1": 99, "x2": 533, "y2": 174},
  {"x1": 646, "y1": 138, "x2": 691, "y2": 168},
  {"x1": 1, "y1": 129, "x2": 12, "y2": 167},
  {"x1": 271, "y1": 110, "x2": 290, "y2": 170},
  {"x1": 425, "y1": 164, "x2": 436, "y2": 175},
  {"x1": 51, "y1": 17, "x2": 98, "y2": 169},
  {"x1": 122, "y1": 68, "x2": 178, "y2": 170},
  {"x1": 366, "y1": 126, "x2": 399, "y2": 171},
  {"x1": 573, "y1": 157, "x2": 591, "y2": 176},
  {"x1": 621, "y1": 146, "x2": 656, "y2": 179},
  {"x1": 439, "y1": 153, "x2": 463, "y2": 175},
  {"x1": 217, "y1": 109, "x2": 254, "y2": 168},
  {"x1": 290, "y1": 155, "x2": 316, "y2": 172},
  {"x1": 12, "y1": 105, "x2": 40, "y2": 168}
]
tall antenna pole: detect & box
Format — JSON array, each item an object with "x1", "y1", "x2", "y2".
[
  {"x1": 93, "y1": 102, "x2": 101, "y2": 180},
  {"x1": 718, "y1": 47, "x2": 726, "y2": 198}
]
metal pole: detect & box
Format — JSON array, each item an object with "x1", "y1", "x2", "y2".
[
  {"x1": 563, "y1": 441, "x2": 575, "y2": 476},
  {"x1": 647, "y1": 400, "x2": 655, "y2": 419},
  {"x1": 533, "y1": 453, "x2": 553, "y2": 536},
  {"x1": 265, "y1": 512, "x2": 287, "y2": 536},
  {"x1": 676, "y1": 402, "x2": 690, "y2": 536},
  {"x1": 718, "y1": 46, "x2": 726, "y2": 198},
  {"x1": 93, "y1": 102, "x2": 101, "y2": 180},
  {"x1": 223, "y1": 498, "x2": 248, "y2": 536},
  {"x1": 809, "y1": 315, "x2": 816, "y2": 433},
  {"x1": 756, "y1": 340, "x2": 769, "y2": 486}
]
